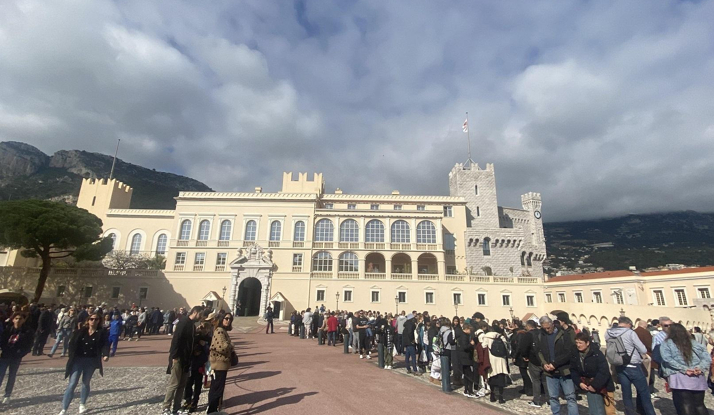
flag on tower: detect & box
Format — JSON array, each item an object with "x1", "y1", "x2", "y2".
[{"x1": 462, "y1": 119, "x2": 468, "y2": 133}]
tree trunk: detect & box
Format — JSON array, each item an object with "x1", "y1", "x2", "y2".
[{"x1": 33, "y1": 255, "x2": 51, "y2": 303}]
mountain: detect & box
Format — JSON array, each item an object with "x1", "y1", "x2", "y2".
[
  {"x1": 0, "y1": 141, "x2": 213, "y2": 209},
  {"x1": 544, "y1": 211, "x2": 714, "y2": 274}
]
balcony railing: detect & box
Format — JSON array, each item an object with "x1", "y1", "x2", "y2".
[
  {"x1": 215, "y1": 265, "x2": 226, "y2": 272},
  {"x1": 469, "y1": 275, "x2": 491, "y2": 283},
  {"x1": 269, "y1": 241, "x2": 280, "y2": 248},
  {"x1": 364, "y1": 243, "x2": 386, "y2": 250},
  {"x1": 392, "y1": 273, "x2": 412, "y2": 280},
  {"x1": 518, "y1": 277, "x2": 539, "y2": 284},
  {"x1": 417, "y1": 274, "x2": 438, "y2": 281},
  {"x1": 217, "y1": 241, "x2": 230, "y2": 247},
  {"x1": 243, "y1": 240, "x2": 255, "y2": 247},
  {"x1": 293, "y1": 242, "x2": 305, "y2": 248},
  {"x1": 177, "y1": 240, "x2": 189, "y2": 247},
  {"x1": 390, "y1": 243, "x2": 411, "y2": 250},
  {"x1": 416, "y1": 244, "x2": 438, "y2": 251},
  {"x1": 338, "y1": 272, "x2": 359, "y2": 279},
  {"x1": 193, "y1": 264, "x2": 204, "y2": 272},
  {"x1": 313, "y1": 242, "x2": 334, "y2": 249},
  {"x1": 365, "y1": 272, "x2": 386, "y2": 280},
  {"x1": 173, "y1": 264, "x2": 185, "y2": 271},
  {"x1": 292, "y1": 266, "x2": 302, "y2": 272},
  {"x1": 338, "y1": 242, "x2": 359, "y2": 249},
  {"x1": 445, "y1": 275, "x2": 465, "y2": 282},
  {"x1": 196, "y1": 241, "x2": 208, "y2": 247},
  {"x1": 493, "y1": 276, "x2": 514, "y2": 283},
  {"x1": 311, "y1": 272, "x2": 333, "y2": 279}
]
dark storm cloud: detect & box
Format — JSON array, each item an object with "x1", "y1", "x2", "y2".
[{"x1": 0, "y1": 0, "x2": 712, "y2": 221}]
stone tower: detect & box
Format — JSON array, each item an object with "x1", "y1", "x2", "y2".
[
  {"x1": 448, "y1": 162, "x2": 499, "y2": 229},
  {"x1": 521, "y1": 192, "x2": 544, "y2": 247},
  {"x1": 76, "y1": 178, "x2": 133, "y2": 220}
]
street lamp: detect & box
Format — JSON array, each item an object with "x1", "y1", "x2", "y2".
[
  {"x1": 221, "y1": 286, "x2": 227, "y2": 311},
  {"x1": 395, "y1": 295, "x2": 399, "y2": 315},
  {"x1": 455, "y1": 303, "x2": 459, "y2": 318},
  {"x1": 509, "y1": 306, "x2": 515, "y2": 321},
  {"x1": 336, "y1": 291, "x2": 340, "y2": 311}
]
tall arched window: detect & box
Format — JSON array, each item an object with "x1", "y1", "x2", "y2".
[
  {"x1": 416, "y1": 221, "x2": 436, "y2": 243},
  {"x1": 339, "y1": 252, "x2": 358, "y2": 272},
  {"x1": 312, "y1": 251, "x2": 333, "y2": 271},
  {"x1": 527, "y1": 252, "x2": 533, "y2": 266},
  {"x1": 339, "y1": 219, "x2": 359, "y2": 242},
  {"x1": 483, "y1": 266, "x2": 493, "y2": 276},
  {"x1": 198, "y1": 220, "x2": 210, "y2": 240},
  {"x1": 244, "y1": 220, "x2": 257, "y2": 241},
  {"x1": 270, "y1": 221, "x2": 282, "y2": 241},
  {"x1": 294, "y1": 221, "x2": 306, "y2": 241},
  {"x1": 483, "y1": 237, "x2": 491, "y2": 256},
  {"x1": 219, "y1": 220, "x2": 232, "y2": 241},
  {"x1": 314, "y1": 219, "x2": 334, "y2": 242},
  {"x1": 365, "y1": 220, "x2": 384, "y2": 242},
  {"x1": 156, "y1": 234, "x2": 167, "y2": 255},
  {"x1": 179, "y1": 220, "x2": 192, "y2": 240},
  {"x1": 521, "y1": 251, "x2": 526, "y2": 266},
  {"x1": 130, "y1": 234, "x2": 142, "y2": 255},
  {"x1": 391, "y1": 220, "x2": 411, "y2": 243},
  {"x1": 107, "y1": 233, "x2": 117, "y2": 250}
]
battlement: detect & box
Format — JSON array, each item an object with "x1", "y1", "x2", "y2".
[
  {"x1": 449, "y1": 162, "x2": 494, "y2": 177},
  {"x1": 82, "y1": 178, "x2": 132, "y2": 193},
  {"x1": 77, "y1": 178, "x2": 133, "y2": 217},
  {"x1": 280, "y1": 172, "x2": 324, "y2": 194},
  {"x1": 521, "y1": 192, "x2": 541, "y2": 202}
]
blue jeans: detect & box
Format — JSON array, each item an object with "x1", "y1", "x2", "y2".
[
  {"x1": 440, "y1": 355, "x2": 451, "y2": 392},
  {"x1": 299, "y1": 325, "x2": 305, "y2": 339},
  {"x1": 616, "y1": 366, "x2": 655, "y2": 415},
  {"x1": 50, "y1": 329, "x2": 72, "y2": 356},
  {"x1": 586, "y1": 391, "x2": 606, "y2": 415},
  {"x1": 62, "y1": 357, "x2": 96, "y2": 410},
  {"x1": 545, "y1": 376, "x2": 578, "y2": 415},
  {"x1": 404, "y1": 345, "x2": 417, "y2": 372},
  {"x1": 0, "y1": 359, "x2": 21, "y2": 397},
  {"x1": 327, "y1": 331, "x2": 336, "y2": 346},
  {"x1": 109, "y1": 335, "x2": 119, "y2": 356}
]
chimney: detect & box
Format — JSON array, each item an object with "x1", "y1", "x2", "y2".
[
  {"x1": 255, "y1": 187, "x2": 262, "y2": 193},
  {"x1": 391, "y1": 190, "x2": 400, "y2": 195}
]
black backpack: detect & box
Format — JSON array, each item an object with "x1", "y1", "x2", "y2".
[{"x1": 490, "y1": 335, "x2": 509, "y2": 358}]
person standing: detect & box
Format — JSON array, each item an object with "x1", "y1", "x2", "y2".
[
  {"x1": 207, "y1": 313, "x2": 234, "y2": 414},
  {"x1": 355, "y1": 311, "x2": 372, "y2": 360},
  {"x1": 108, "y1": 314, "x2": 122, "y2": 357},
  {"x1": 59, "y1": 312, "x2": 110, "y2": 415},
  {"x1": 161, "y1": 306, "x2": 203, "y2": 415},
  {"x1": 605, "y1": 316, "x2": 654, "y2": 415},
  {"x1": 0, "y1": 313, "x2": 33, "y2": 404},
  {"x1": 264, "y1": 307, "x2": 274, "y2": 334},
  {"x1": 660, "y1": 323, "x2": 711, "y2": 415},
  {"x1": 537, "y1": 315, "x2": 578, "y2": 415},
  {"x1": 571, "y1": 332, "x2": 615, "y2": 415},
  {"x1": 439, "y1": 318, "x2": 456, "y2": 392},
  {"x1": 327, "y1": 312, "x2": 339, "y2": 346},
  {"x1": 457, "y1": 323, "x2": 476, "y2": 398},
  {"x1": 402, "y1": 314, "x2": 419, "y2": 373},
  {"x1": 521, "y1": 320, "x2": 545, "y2": 408},
  {"x1": 396, "y1": 311, "x2": 407, "y2": 355},
  {"x1": 634, "y1": 320, "x2": 655, "y2": 394},
  {"x1": 301, "y1": 308, "x2": 312, "y2": 340},
  {"x1": 49, "y1": 308, "x2": 76, "y2": 358},
  {"x1": 32, "y1": 305, "x2": 53, "y2": 356},
  {"x1": 483, "y1": 324, "x2": 510, "y2": 403},
  {"x1": 513, "y1": 323, "x2": 533, "y2": 397}
]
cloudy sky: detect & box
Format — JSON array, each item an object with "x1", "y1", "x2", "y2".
[{"x1": 1, "y1": 0, "x2": 713, "y2": 221}]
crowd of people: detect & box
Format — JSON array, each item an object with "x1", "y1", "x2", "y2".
[
  {"x1": 287, "y1": 306, "x2": 714, "y2": 415},
  {"x1": 0, "y1": 301, "x2": 236, "y2": 415}
]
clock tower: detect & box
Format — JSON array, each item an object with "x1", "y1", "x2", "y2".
[{"x1": 521, "y1": 192, "x2": 544, "y2": 247}]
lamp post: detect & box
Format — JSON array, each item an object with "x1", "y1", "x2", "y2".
[
  {"x1": 509, "y1": 306, "x2": 515, "y2": 320},
  {"x1": 455, "y1": 303, "x2": 459, "y2": 318},
  {"x1": 395, "y1": 295, "x2": 399, "y2": 315},
  {"x1": 336, "y1": 292, "x2": 340, "y2": 311},
  {"x1": 221, "y1": 286, "x2": 227, "y2": 311}
]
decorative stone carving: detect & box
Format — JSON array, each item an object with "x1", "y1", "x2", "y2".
[{"x1": 228, "y1": 244, "x2": 274, "y2": 316}]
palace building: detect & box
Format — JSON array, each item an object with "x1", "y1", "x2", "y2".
[{"x1": 0, "y1": 161, "x2": 711, "y2": 329}]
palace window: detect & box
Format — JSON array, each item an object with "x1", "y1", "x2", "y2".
[
  {"x1": 698, "y1": 287, "x2": 711, "y2": 299},
  {"x1": 57, "y1": 285, "x2": 66, "y2": 298},
  {"x1": 244, "y1": 220, "x2": 257, "y2": 241},
  {"x1": 365, "y1": 220, "x2": 385, "y2": 242},
  {"x1": 348, "y1": 204, "x2": 356, "y2": 210},
  {"x1": 324, "y1": 203, "x2": 333, "y2": 209},
  {"x1": 653, "y1": 290, "x2": 666, "y2": 306},
  {"x1": 592, "y1": 291, "x2": 603, "y2": 303},
  {"x1": 475, "y1": 185, "x2": 479, "y2": 195},
  {"x1": 417, "y1": 205, "x2": 425, "y2": 211},
  {"x1": 83, "y1": 286, "x2": 93, "y2": 298},
  {"x1": 294, "y1": 221, "x2": 306, "y2": 242},
  {"x1": 394, "y1": 205, "x2": 402, "y2": 210},
  {"x1": 545, "y1": 293, "x2": 552, "y2": 303},
  {"x1": 482, "y1": 238, "x2": 491, "y2": 256},
  {"x1": 398, "y1": 291, "x2": 407, "y2": 303},
  {"x1": 314, "y1": 219, "x2": 334, "y2": 242},
  {"x1": 501, "y1": 294, "x2": 511, "y2": 306},
  {"x1": 339, "y1": 219, "x2": 359, "y2": 242},
  {"x1": 179, "y1": 220, "x2": 192, "y2": 240},
  {"x1": 292, "y1": 254, "x2": 303, "y2": 270},
  {"x1": 198, "y1": 220, "x2": 210, "y2": 241},
  {"x1": 216, "y1": 253, "x2": 227, "y2": 267},
  {"x1": 443, "y1": 206, "x2": 453, "y2": 217},
  {"x1": 194, "y1": 252, "x2": 205, "y2": 266},
  {"x1": 219, "y1": 220, "x2": 232, "y2": 241},
  {"x1": 425, "y1": 292, "x2": 435, "y2": 304},
  {"x1": 339, "y1": 252, "x2": 358, "y2": 272},
  {"x1": 108, "y1": 233, "x2": 117, "y2": 250},
  {"x1": 270, "y1": 221, "x2": 282, "y2": 241},
  {"x1": 526, "y1": 294, "x2": 535, "y2": 307},
  {"x1": 139, "y1": 287, "x2": 149, "y2": 300},
  {"x1": 558, "y1": 292, "x2": 566, "y2": 303},
  {"x1": 391, "y1": 220, "x2": 411, "y2": 243},
  {"x1": 416, "y1": 221, "x2": 437, "y2": 244},
  {"x1": 371, "y1": 291, "x2": 380, "y2": 303},
  {"x1": 156, "y1": 234, "x2": 168, "y2": 255},
  {"x1": 111, "y1": 286, "x2": 120, "y2": 299},
  {"x1": 453, "y1": 293, "x2": 462, "y2": 305},
  {"x1": 370, "y1": 204, "x2": 379, "y2": 210},
  {"x1": 477, "y1": 293, "x2": 487, "y2": 306},
  {"x1": 343, "y1": 290, "x2": 353, "y2": 302},
  {"x1": 175, "y1": 252, "x2": 186, "y2": 265},
  {"x1": 130, "y1": 234, "x2": 142, "y2": 255},
  {"x1": 312, "y1": 251, "x2": 333, "y2": 272},
  {"x1": 612, "y1": 290, "x2": 624, "y2": 305},
  {"x1": 316, "y1": 289, "x2": 325, "y2": 302},
  {"x1": 674, "y1": 289, "x2": 688, "y2": 306},
  {"x1": 574, "y1": 292, "x2": 583, "y2": 303},
  {"x1": 476, "y1": 206, "x2": 480, "y2": 217}
]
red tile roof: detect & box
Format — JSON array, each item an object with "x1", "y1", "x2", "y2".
[{"x1": 546, "y1": 266, "x2": 714, "y2": 283}]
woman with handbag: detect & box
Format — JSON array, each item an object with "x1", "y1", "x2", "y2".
[
  {"x1": 570, "y1": 332, "x2": 615, "y2": 415},
  {"x1": 660, "y1": 323, "x2": 711, "y2": 415},
  {"x1": 207, "y1": 313, "x2": 235, "y2": 414}
]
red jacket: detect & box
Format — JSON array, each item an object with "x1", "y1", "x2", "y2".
[{"x1": 327, "y1": 316, "x2": 339, "y2": 332}]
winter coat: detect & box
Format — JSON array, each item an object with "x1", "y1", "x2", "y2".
[
  {"x1": 403, "y1": 318, "x2": 417, "y2": 346},
  {"x1": 209, "y1": 327, "x2": 233, "y2": 371},
  {"x1": 537, "y1": 327, "x2": 573, "y2": 377},
  {"x1": 482, "y1": 331, "x2": 509, "y2": 377},
  {"x1": 516, "y1": 328, "x2": 541, "y2": 367},
  {"x1": 109, "y1": 320, "x2": 122, "y2": 337},
  {"x1": 512, "y1": 330, "x2": 529, "y2": 368},
  {"x1": 0, "y1": 324, "x2": 33, "y2": 360},
  {"x1": 37, "y1": 310, "x2": 53, "y2": 333},
  {"x1": 455, "y1": 330, "x2": 474, "y2": 364},
  {"x1": 65, "y1": 327, "x2": 110, "y2": 379},
  {"x1": 167, "y1": 315, "x2": 195, "y2": 374},
  {"x1": 570, "y1": 342, "x2": 615, "y2": 392},
  {"x1": 660, "y1": 338, "x2": 711, "y2": 378}
]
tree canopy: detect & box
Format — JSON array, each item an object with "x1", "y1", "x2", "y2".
[{"x1": 0, "y1": 199, "x2": 112, "y2": 301}]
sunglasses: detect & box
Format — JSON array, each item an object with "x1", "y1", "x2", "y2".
[
  {"x1": 663, "y1": 324, "x2": 670, "y2": 328},
  {"x1": 223, "y1": 316, "x2": 231, "y2": 320},
  {"x1": 89, "y1": 318, "x2": 98, "y2": 321}
]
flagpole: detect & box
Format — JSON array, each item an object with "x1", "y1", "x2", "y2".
[
  {"x1": 465, "y1": 112, "x2": 474, "y2": 166},
  {"x1": 109, "y1": 139, "x2": 120, "y2": 180}
]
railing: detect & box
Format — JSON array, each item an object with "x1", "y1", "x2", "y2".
[
  {"x1": 196, "y1": 241, "x2": 207, "y2": 247},
  {"x1": 173, "y1": 264, "x2": 185, "y2": 271},
  {"x1": 193, "y1": 265, "x2": 204, "y2": 272},
  {"x1": 292, "y1": 266, "x2": 302, "y2": 272},
  {"x1": 390, "y1": 243, "x2": 411, "y2": 250},
  {"x1": 243, "y1": 241, "x2": 255, "y2": 247},
  {"x1": 311, "y1": 272, "x2": 333, "y2": 279},
  {"x1": 364, "y1": 243, "x2": 385, "y2": 250},
  {"x1": 133, "y1": 270, "x2": 159, "y2": 277},
  {"x1": 177, "y1": 240, "x2": 189, "y2": 247},
  {"x1": 218, "y1": 241, "x2": 230, "y2": 247},
  {"x1": 445, "y1": 274, "x2": 465, "y2": 282},
  {"x1": 365, "y1": 273, "x2": 386, "y2": 280},
  {"x1": 518, "y1": 277, "x2": 539, "y2": 284},
  {"x1": 293, "y1": 242, "x2": 305, "y2": 248},
  {"x1": 338, "y1": 242, "x2": 359, "y2": 249},
  {"x1": 215, "y1": 265, "x2": 226, "y2": 272},
  {"x1": 268, "y1": 241, "x2": 280, "y2": 248},
  {"x1": 493, "y1": 276, "x2": 513, "y2": 283},
  {"x1": 445, "y1": 250, "x2": 455, "y2": 255},
  {"x1": 392, "y1": 273, "x2": 412, "y2": 280},
  {"x1": 337, "y1": 272, "x2": 359, "y2": 279},
  {"x1": 469, "y1": 275, "x2": 491, "y2": 283},
  {"x1": 416, "y1": 244, "x2": 438, "y2": 251},
  {"x1": 313, "y1": 242, "x2": 334, "y2": 249},
  {"x1": 417, "y1": 274, "x2": 438, "y2": 281}
]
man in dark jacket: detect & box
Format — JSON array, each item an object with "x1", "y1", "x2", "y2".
[
  {"x1": 520, "y1": 320, "x2": 545, "y2": 407},
  {"x1": 161, "y1": 305, "x2": 203, "y2": 415},
  {"x1": 151, "y1": 308, "x2": 164, "y2": 335},
  {"x1": 32, "y1": 305, "x2": 53, "y2": 356},
  {"x1": 537, "y1": 316, "x2": 577, "y2": 415},
  {"x1": 402, "y1": 314, "x2": 419, "y2": 375}
]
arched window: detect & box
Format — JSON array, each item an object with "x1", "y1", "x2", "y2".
[
  {"x1": 179, "y1": 220, "x2": 192, "y2": 240},
  {"x1": 483, "y1": 266, "x2": 493, "y2": 276},
  {"x1": 219, "y1": 220, "x2": 232, "y2": 241},
  {"x1": 521, "y1": 251, "x2": 526, "y2": 266},
  {"x1": 483, "y1": 237, "x2": 491, "y2": 256},
  {"x1": 339, "y1": 219, "x2": 359, "y2": 242},
  {"x1": 130, "y1": 234, "x2": 142, "y2": 255},
  {"x1": 107, "y1": 233, "x2": 117, "y2": 250},
  {"x1": 365, "y1": 220, "x2": 384, "y2": 243},
  {"x1": 391, "y1": 220, "x2": 411, "y2": 243},
  {"x1": 270, "y1": 221, "x2": 282, "y2": 241},
  {"x1": 156, "y1": 234, "x2": 167, "y2": 255},
  {"x1": 294, "y1": 221, "x2": 306, "y2": 241},
  {"x1": 198, "y1": 220, "x2": 211, "y2": 240},
  {"x1": 339, "y1": 252, "x2": 358, "y2": 272},
  {"x1": 244, "y1": 220, "x2": 257, "y2": 241},
  {"x1": 416, "y1": 221, "x2": 436, "y2": 244},
  {"x1": 312, "y1": 251, "x2": 333, "y2": 271},
  {"x1": 314, "y1": 219, "x2": 334, "y2": 242},
  {"x1": 527, "y1": 252, "x2": 533, "y2": 267}
]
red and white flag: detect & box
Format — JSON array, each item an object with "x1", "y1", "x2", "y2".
[{"x1": 462, "y1": 119, "x2": 468, "y2": 133}]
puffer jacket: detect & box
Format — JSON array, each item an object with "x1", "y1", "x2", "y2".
[
  {"x1": 570, "y1": 342, "x2": 615, "y2": 392},
  {"x1": 660, "y1": 338, "x2": 711, "y2": 378},
  {"x1": 209, "y1": 327, "x2": 233, "y2": 371}
]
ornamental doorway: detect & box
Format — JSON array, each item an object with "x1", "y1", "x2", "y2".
[{"x1": 237, "y1": 277, "x2": 262, "y2": 317}]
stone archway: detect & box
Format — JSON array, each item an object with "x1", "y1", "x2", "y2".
[
  {"x1": 237, "y1": 277, "x2": 262, "y2": 316},
  {"x1": 229, "y1": 244, "x2": 274, "y2": 318}
]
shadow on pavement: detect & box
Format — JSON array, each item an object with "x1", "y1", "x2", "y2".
[
  {"x1": 223, "y1": 387, "x2": 294, "y2": 407},
  {"x1": 230, "y1": 391, "x2": 319, "y2": 415},
  {"x1": 227, "y1": 371, "x2": 281, "y2": 382},
  {"x1": 6, "y1": 386, "x2": 142, "y2": 407}
]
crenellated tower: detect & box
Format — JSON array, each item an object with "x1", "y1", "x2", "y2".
[{"x1": 448, "y1": 162, "x2": 499, "y2": 228}]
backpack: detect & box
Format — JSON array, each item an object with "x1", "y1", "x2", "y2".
[
  {"x1": 606, "y1": 333, "x2": 634, "y2": 366},
  {"x1": 490, "y1": 335, "x2": 509, "y2": 358}
]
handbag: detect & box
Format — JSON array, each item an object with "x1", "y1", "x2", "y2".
[
  {"x1": 582, "y1": 377, "x2": 608, "y2": 396},
  {"x1": 230, "y1": 350, "x2": 239, "y2": 367}
]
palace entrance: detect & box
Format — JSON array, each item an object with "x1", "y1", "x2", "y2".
[{"x1": 237, "y1": 277, "x2": 262, "y2": 317}]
